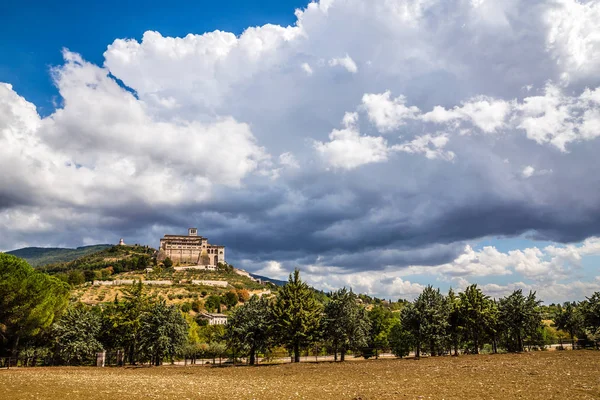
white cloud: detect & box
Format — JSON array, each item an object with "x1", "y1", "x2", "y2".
[
  {"x1": 4, "y1": 0, "x2": 600, "y2": 303},
  {"x1": 522, "y1": 166, "x2": 536, "y2": 178},
  {"x1": 421, "y1": 97, "x2": 510, "y2": 133},
  {"x1": 328, "y1": 54, "x2": 358, "y2": 73},
  {"x1": 393, "y1": 133, "x2": 455, "y2": 161},
  {"x1": 314, "y1": 112, "x2": 389, "y2": 169},
  {"x1": 362, "y1": 91, "x2": 420, "y2": 132},
  {"x1": 301, "y1": 62, "x2": 313, "y2": 75},
  {"x1": 0, "y1": 50, "x2": 272, "y2": 222}
]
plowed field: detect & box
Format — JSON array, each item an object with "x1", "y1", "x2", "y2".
[{"x1": 1, "y1": 351, "x2": 599, "y2": 399}]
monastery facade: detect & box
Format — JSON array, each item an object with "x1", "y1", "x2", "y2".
[{"x1": 159, "y1": 228, "x2": 225, "y2": 266}]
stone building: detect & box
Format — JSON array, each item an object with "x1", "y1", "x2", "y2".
[
  {"x1": 158, "y1": 228, "x2": 225, "y2": 266},
  {"x1": 198, "y1": 312, "x2": 228, "y2": 325}
]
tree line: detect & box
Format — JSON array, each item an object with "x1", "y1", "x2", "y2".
[
  {"x1": 2, "y1": 254, "x2": 600, "y2": 366},
  {"x1": 224, "y1": 270, "x2": 599, "y2": 364}
]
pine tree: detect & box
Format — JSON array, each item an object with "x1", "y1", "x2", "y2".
[
  {"x1": 272, "y1": 269, "x2": 321, "y2": 363},
  {"x1": 321, "y1": 288, "x2": 371, "y2": 361},
  {"x1": 498, "y1": 289, "x2": 542, "y2": 352},
  {"x1": 0, "y1": 254, "x2": 70, "y2": 356},
  {"x1": 459, "y1": 284, "x2": 492, "y2": 354}
]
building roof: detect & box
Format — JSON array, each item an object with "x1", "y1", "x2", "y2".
[
  {"x1": 162, "y1": 235, "x2": 206, "y2": 239},
  {"x1": 199, "y1": 312, "x2": 228, "y2": 318}
]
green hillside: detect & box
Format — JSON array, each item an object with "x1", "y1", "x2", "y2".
[
  {"x1": 6, "y1": 244, "x2": 112, "y2": 267},
  {"x1": 38, "y1": 244, "x2": 155, "y2": 274}
]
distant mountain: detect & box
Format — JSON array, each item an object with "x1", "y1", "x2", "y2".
[
  {"x1": 249, "y1": 273, "x2": 287, "y2": 287},
  {"x1": 6, "y1": 245, "x2": 113, "y2": 267}
]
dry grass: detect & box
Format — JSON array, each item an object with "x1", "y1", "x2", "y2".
[{"x1": 1, "y1": 351, "x2": 599, "y2": 399}]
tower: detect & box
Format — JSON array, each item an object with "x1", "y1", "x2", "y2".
[{"x1": 188, "y1": 228, "x2": 198, "y2": 237}]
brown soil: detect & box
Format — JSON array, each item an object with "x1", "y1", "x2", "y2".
[{"x1": 1, "y1": 351, "x2": 599, "y2": 399}]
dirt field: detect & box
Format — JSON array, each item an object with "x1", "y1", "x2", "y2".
[{"x1": 1, "y1": 351, "x2": 599, "y2": 400}]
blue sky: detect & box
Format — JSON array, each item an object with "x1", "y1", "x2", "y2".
[
  {"x1": 2, "y1": 0, "x2": 600, "y2": 303},
  {"x1": 1, "y1": 0, "x2": 305, "y2": 115}
]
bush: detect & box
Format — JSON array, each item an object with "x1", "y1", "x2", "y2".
[{"x1": 181, "y1": 303, "x2": 192, "y2": 313}]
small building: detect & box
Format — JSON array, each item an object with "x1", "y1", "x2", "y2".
[
  {"x1": 158, "y1": 228, "x2": 225, "y2": 266},
  {"x1": 199, "y1": 312, "x2": 228, "y2": 325}
]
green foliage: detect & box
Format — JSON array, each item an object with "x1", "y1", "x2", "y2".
[
  {"x1": 0, "y1": 254, "x2": 70, "y2": 356},
  {"x1": 6, "y1": 245, "x2": 112, "y2": 267},
  {"x1": 581, "y1": 292, "x2": 600, "y2": 340},
  {"x1": 223, "y1": 291, "x2": 239, "y2": 309},
  {"x1": 554, "y1": 302, "x2": 584, "y2": 348},
  {"x1": 367, "y1": 305, "x2": 398, "y2": 357},
  {"x1": 402, "y1": 286, "x2": 449, "y2": 358},
  {"x1": 459, "y1": 284, "x2": 494, "y2": 354},
  {"x1": 272, "y1": 269, "x2": 322, "y2": 362},
  {"x1": 388, "y1": 322, "x2": 414, "y2": 358},
  {"x1": 498, "y1": 289, "x2": 542, "y2": 352},
  {"x1": 321, "y1": 288, "x2": 371, "y2": 361},
  {"x1": 52, "y1": 304, "x2": 103, "y2": 365},
  {"x1": 163, "y1": 257, "x2": 173, "y2": 269},
  {"x1": 38, "y1": 245, "x2": 155, "y2": 277},
  {"x1": 226, "y1": 295, "x2": 273, "y2": 365},
  {"x1": 205, "y1": 295, "x2": 222, "y2": 312},
  {"x1": 139, "y1": 300, "x2": 189, "y2": 365}
]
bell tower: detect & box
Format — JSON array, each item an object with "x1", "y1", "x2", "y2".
[{"x1": 188, "y1": 228, "x2": 198, "y2": 237}]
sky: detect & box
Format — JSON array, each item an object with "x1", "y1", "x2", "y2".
[{"x1": 1, "y1": 0, "x2": 600, "y2": 303}]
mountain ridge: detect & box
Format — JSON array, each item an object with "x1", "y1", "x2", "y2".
[{"x1": 6, "y1": 244, "x2": 113, "y2": 267}]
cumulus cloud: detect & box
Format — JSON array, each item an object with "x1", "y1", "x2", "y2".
[
  {"x1": 328, "y1": 54, "x2": 358, "y2": 73},
  {"x1": 314, "y1": 112, "x2": 389, "y2": 169},
  {"x1": 393, "y1": 133, "x2": 455, "y2": 161},
  {"x1": 362, "y1": 91, "x2": 420, "y2": 132},
  {"x1": 3, "y1": 0, "x2": 600, "y2": 302}
]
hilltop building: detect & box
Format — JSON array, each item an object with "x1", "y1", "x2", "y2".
[{"x1": 158, "y1": 228, "x2": 225, "y2": 266}]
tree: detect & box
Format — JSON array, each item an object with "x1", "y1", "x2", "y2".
[
  {"x1": 204, "y1": 295, "x2": 222, "y2": 312},
  {"x1": 67, "y1": 270, "x2": 85, "y2": 286},
  {"x1": 388, "y1": 322, "x2": 414, "y2": 358},
  {"x1": 226, "y1": 295, "x2": 273, "y2": 365},
  {"x1": 446, "y1": 288, "x2": 462, "y2": 356},
  {"x1": 163, "y1": 257, "x2": 173, "y2": 269},
  {"x1": 272, "y1": 269, "x2": 322, "y2": 363},
  {"x1": 236, "y1": 289, "x2": 250, "y2": 303},
  {"x1": 417, "y1": 286, "x2": 449, "y2": 356},
  {"x1": 52, "y1": 304, "x2": 103, "y2": 365},
  {"x1": 321, "y1": 288, "x2": 371, "y2": 361},
  {"x1": 139, "y1": 300, "x2": 188, "y2": 366},
  {"x1": 459, "y1": 285, "x2": 492, "y2": 354},
  {"x1": 498, "y1": 290, "x2": 542, "y2": 352},
  {"x1": 100, "y1": 281, "x2": 152, "y2": 364},
  {"x1": 0, "y1": 254, "x2": 70, "y2": 356},
  {"x1": 554, "y1": 302, "x2": 584, "y2": 350},
  {"x1": 580, "y1": 292, "x2": 600, "y2": 348},
  {"x1": 368, "y1": 305, "x2": 397, "y2": 358},
  {"x1": 223, "y1": 291, "x2": 239, "y2": 309},
  {"x1": 400, "y1": 303, "x2": 422, "y2": 358}
]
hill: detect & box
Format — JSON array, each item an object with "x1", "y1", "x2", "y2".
[
  {"x1": 37, "y1": 244, "x2": 156, "y2": 275},
  {"x1": 5, "y1": 244, "x2": 112, "y2": 267},
  {"x1": 249, "y1": 273, "x2": 287, "y2": 287},
  {"x1": 17, "y1": 244, "x2": 276, "y2": 310}
]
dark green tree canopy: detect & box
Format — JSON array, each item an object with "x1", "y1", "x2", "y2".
[
  {"x1": 0, "y1": 254, "x2": 70, "y2": 356},
  {"x1": 272, "y1": 269, "x2": 322, "y2": 362},
  {"x1": 226, "y1": 295, "x2": 273, "y2": 365}
]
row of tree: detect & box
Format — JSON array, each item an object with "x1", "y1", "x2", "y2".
[
  {"x1": 226, "y1": 271, "x2": 600, "y2": 364},
  {"x1": 3, "y1": 253, "x2": 600, "y2": 365}
]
